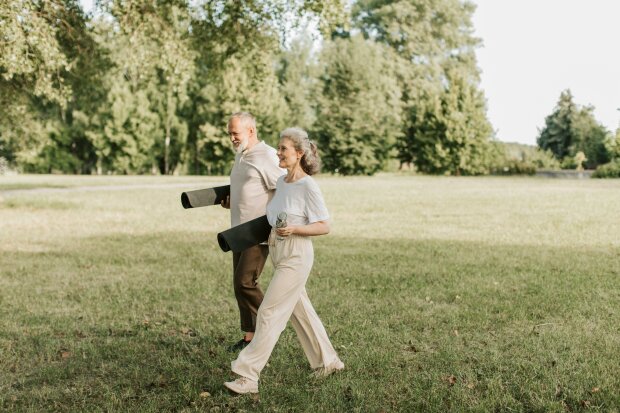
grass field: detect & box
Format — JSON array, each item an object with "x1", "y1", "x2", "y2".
[{"x1": 1, "y1": 174, "x2": 619, "y2": 412}]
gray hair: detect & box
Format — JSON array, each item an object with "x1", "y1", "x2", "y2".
[
  {"x1": 228, "y1": 111, "x2": 257, "y2": 132},
  {"x1": 280, "y1": 127, "x2": 321, "y2": 175}
]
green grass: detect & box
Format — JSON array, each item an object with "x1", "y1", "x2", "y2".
[{"x1": 0, "y1": 174, "x2": 619, "y2": 412}]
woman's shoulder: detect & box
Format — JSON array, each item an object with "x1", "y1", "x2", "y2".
[
  {"x1": 275, "y1": 174, "x2": 287, "y2": 186},
  {"x1": 299, "y1": 176, "x2": 323, "y2": 194},
  {"x1": 278, "y1": 175, "x2": 322, "y2": 194}
]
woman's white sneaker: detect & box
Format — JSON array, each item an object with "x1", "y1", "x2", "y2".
[{"x1": 224, "y1": 377, "x2": 259, "y2": 394}]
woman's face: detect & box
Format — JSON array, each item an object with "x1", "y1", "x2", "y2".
[{"x1": 277, "y1": 138, "x2": 303, "y2": 170}]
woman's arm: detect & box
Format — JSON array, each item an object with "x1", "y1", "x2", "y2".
[{"x1": 276, "y1": 220, "x2": 330, "y2": 237}]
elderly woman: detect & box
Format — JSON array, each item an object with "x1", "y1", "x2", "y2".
[{"x1": 224, "y1": 127, "x2": 344, "y2": 394}]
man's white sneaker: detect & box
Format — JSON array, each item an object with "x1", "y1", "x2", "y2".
[
  {"x1": 223, "y1": 377, "x2": 259, "y2": 394},
  {"x1": 311, "y1": 360, "x2": 345, "y2": 378}
]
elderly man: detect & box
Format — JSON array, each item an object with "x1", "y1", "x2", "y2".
[{"x1": 221, "y1": 112, "x2": 284, "y2": 351}]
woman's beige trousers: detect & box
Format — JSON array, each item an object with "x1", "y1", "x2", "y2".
[{"x1": 231, "y1": 231, "x2": 341, "y2": 382}]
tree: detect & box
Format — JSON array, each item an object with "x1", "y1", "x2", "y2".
[
  {"x1": 184, "y1": 1, "x2": 288, "y2": 175},
  {"x1": 538, "y1": 90, "x2": 610, "y2": 169},
  {"x1": 570, "y1": 107, "x2": 609, "y2": 169},
  {"x1": 314, "y1": 35, "x2": 402, "y2": 175},
  {"x1": 43, "y1": 0, "x2": 109, "y2": 174},
  {"x1": 184, "y1": 0, "x2": 346, "y2": 175},
  {"x1": 87, "y1": 0, "x2": 196, "y2": 174},
  {"x1": 1, "y1": 0, "x2": 351, "y2": 175},
  {"x1": 0, "y1": 0, "x2": 76, "y2": 170},
  {"x1": 0, "y1": 0, "x2": 72, "y2": 108},
  {"x1": 605, "y1": 128, "x2": 620, "y2": 160},
  {"x1": 537, "y1": 90, "x2": 577, "y2": 160},
  {"x1": 353, "y1": 0, "x2": 494, "y2": 175},
  {"x1": 277, "y1": 33, "x2": 320, "y2": 131},
  {"x1": 189, "y1": 49, "x2": 289, "y2": 175},
  {"x1": 399, "y1": 60, "x2": 493, "y2": 175}
]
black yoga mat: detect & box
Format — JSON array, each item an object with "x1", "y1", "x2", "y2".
[
  {"x1": 181, "y1": 185, "x2": 230, "y2": 209},
  {"x1": 217, "y1": 215, "x2": 271, "y2": 253}
]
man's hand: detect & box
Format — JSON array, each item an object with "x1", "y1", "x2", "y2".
[{"x1": 221, "y1": 195, "x2": 230, "y2": 209}]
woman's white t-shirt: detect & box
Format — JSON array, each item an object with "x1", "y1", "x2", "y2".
[{"x1": 266, "y1": 175, "x2": 329, "y2": 227}]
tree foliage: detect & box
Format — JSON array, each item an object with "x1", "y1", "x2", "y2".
[
  {"x1": 183, "y1": 0, "x2": 289, "y2": 175},
  {"x1": 0, "y1": 0, "x2": 72, "y2": 107},
  {"x1": 277, "y1": 34, "x2": 319, "y2": 131},
  {"x1": 1, "y1": 0, "x2": 568, "y2": 177},
  {"x1": 314, "y1": 35, "x2": 402, "y2": 175},
  {"x1": 605, "y1": 128, "x2": 620, "y2": 160},
  {"x1": 0, "y1": 1, "x2": 110, "y2": 173},
  {"x1": 399, "y1": 63, "x2": 493, "y2": 175},
  {"x1": 352, "y1": 0, "x2": 494, "y2": 175},
  {"x1": 537, "y1": 90, "x2": 610, "y2": 169}
]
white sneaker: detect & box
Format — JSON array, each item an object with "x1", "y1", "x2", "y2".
[
  {"x1": 312, "y1": 360, "x2": 345, "y2": 378},
  {"x1": 223, "y1": 376, "x2": 259, "y2": 394}
]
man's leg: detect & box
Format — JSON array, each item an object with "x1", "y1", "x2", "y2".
[{"x1": 232, "y1": 245, "x2": 268, "y2": 345}]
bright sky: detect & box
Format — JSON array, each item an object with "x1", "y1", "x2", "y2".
[{"x1": 471, "y1": 0, "x2": 620, "y2": 145}]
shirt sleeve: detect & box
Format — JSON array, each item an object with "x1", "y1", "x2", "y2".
[
  {"x1": 260, "y1": 148, "x2": 285, "y2": 191},
  {"x1": 304, "y1": 180, "x2": 329, "y2": 224}
]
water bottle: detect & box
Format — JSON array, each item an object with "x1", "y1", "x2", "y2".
[{"x1": 275, "y1": 212, "x2": 287, "y2": 241}]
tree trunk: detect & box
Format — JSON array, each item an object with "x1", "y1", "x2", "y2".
[{"x1": 164, "y1": 86, "x2": 173, "y2": 175}]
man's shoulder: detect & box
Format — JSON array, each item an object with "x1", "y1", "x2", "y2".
[
  {"x1": 252, "y1": 141, "x2": 277, "y2": 156},
  {"x1": 245, "y1": 142, "x2": 281, "y2": 170}
]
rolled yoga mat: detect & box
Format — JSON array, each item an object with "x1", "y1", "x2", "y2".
[
  {"x1": 217, "y1": 215, "x2": 271, "y2": 253},
  {"x1": 181, "y1": 185, "x2": 230, "y2": 209}
]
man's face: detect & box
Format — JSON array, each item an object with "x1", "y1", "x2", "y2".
[{"x1": 228, "y1": 118, "x2": 251, "y2": 154}]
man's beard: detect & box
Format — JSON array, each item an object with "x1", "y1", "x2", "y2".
[{"x1": 235, "y1": 137, "x2": 248, "y2": 154}]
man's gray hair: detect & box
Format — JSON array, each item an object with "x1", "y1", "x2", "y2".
[{"x1": 228, "y1": 112, "x2": 257, "y2": 131}]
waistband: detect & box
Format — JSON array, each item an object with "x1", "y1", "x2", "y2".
[{"x1": 268, "y1": 229, "x2": 310, "y2": 246}]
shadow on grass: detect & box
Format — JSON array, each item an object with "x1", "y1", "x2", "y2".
[
  {"x1": 0, "y1": 197, "x2": 78, "y2": 210},
  {"x1": 1, "y1": 232, "x2": 618, "y2": 411},
  {"x1": 0, "y1": 183, "x2": 69, "y2": 192}
]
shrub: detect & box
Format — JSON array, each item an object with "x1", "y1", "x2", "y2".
[
  {"x1": 560, "y1": 156, "x2": 578, "y2": 170},
  {"x1": 592, "y1": 160, "x2": 620, "y2": 178},
  {"x1": 528, "y1": 148, "x2": 561, "y2": 170},
  {"x1": 490, "y1": 159, "x2": 536, "y2": 176},
  {"x1": 490, "y1": 142, "x2": 555, "y2": 175}
]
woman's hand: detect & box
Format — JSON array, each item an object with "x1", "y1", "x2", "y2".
[
  {"x1": 276, "y1": 221, "x2": 330, "y2": 237},
  {"x1": 276, "y1": 225, "x2": 297, "y2": 237}
]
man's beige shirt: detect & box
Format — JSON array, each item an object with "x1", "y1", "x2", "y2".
[{"x1": 230, "y1": 141, "x2": 284, "y2": 227}]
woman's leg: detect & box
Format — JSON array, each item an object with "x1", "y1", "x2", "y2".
[
  {"x1": 289, "y1": 288, "x2": 341, "y2": 369},
  {"x1": 231, "y1": 236, "x2": 313, "y2": 382}
]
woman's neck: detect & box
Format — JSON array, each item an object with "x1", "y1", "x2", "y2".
[{"x1": 285, "y1": 165, "x2": 307, "y2": 183}]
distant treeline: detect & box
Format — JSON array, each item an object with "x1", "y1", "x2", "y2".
[{"x1": 1, "y1": 1, "x2": 618, "y2": 176}]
